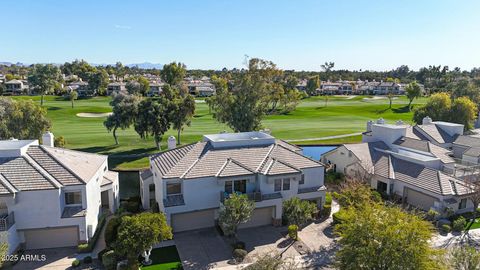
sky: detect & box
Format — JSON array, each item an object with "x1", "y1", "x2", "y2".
[{"x1": 2, "y1": 0, "x2": 480, "y2": 71}]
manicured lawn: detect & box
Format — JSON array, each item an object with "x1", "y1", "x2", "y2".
[
  {"x1": 466, "y1": 218, "x2": 480, "y2": 230},
  {"x1": 10, "y1": 95, "x2": 426, "y2": 170},
  {"x1": 140, "y1": 246, "x2": 182, "y2": 270}
]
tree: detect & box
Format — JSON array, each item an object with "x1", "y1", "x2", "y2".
[
  {"x1": 87, "y1": 69, "x2": 109, "y2": 95},
  {"x1": 282, "y1": 197, "x2": 317, "y2": 226},
  {"x1": 321, "y1": 61, "x2": 335, "y2": 81},
  {"x1": 28, "y1": 64, "x2": 62, "y2": 106},
  {"x1": 0, "y1": 98, "x2": 51, "y2": 140},
  {"x1": 171, "y1": 95, "x2": 195, "y2": 144},
  {"x1": 161, "y1": 62, "x2": 186, "y2": 86},
  {"x1": 306, "y1": 75, "x2": 320, "y2": 96},
  {"x1": 116, "y1": 212, "x2": 172, "y2": 269},
  {"x1": 335, "y1": 203, "x2": 443, "y2": 270},
  {"x1": 406, "y1": 81, "x2": 422, "y2": 109},
  {"x1": 387, "y1": 88, "x2": 394, "y2": 109},
  {"x1": 462, "y1": 173, "x2": 480, "y2": 231},
  {"x1": 451, "y1": 97, "x2": 477, "y2": 130},
  {"x1": 450, "y1": 246, "x2": 480, "y2": 270},
  {"x1": 135, "y1": 98, "x2": 172, "y2": 149},
  {"x1": 450, "y1": 79, "x2": 480, "y2": 104},
  {"x1": 69, "y1": 90, "x2": 78, "y2": 108},
  {"x1": 218, "y1": 193, "x2": 254, "y2": 239},
  {"x1": 104, "y1": 93, "x2": 141, "y2": 145}
]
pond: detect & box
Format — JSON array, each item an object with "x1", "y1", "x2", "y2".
[{"x1": 301, "y1": 145, "x2": 338, "y2": 161}]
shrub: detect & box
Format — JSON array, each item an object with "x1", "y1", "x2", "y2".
[
  {"x1": 333, "y1": 209, "x2": 353, "y2": 224},
  {"x1": 123, "y1": 200, "x2": 140, "y2": 213},
  {"x1": 83, "y1": 256, "x2": 92, "y2": 264},
  {"x1": 232, "y1": 241, "x2": 245, "y2": 250},
  {"x1": 371, "y1": 190, "x2": 382, "y2": 201},
  {"x1": 102, "y1": 250, "x2": 117, "y2": 270},
  {"x1": 77, "y1": 244, "x2": 89, "y2": 253},
  {"x1": 326, "y1": 171, "x2": 345, "y2": 185},
  {"x1": 54, "y1": 136, "x2": 66, "y2": 148},
  {"x1": 233, "y1": 249, "x2": 248, "y2": 262},
  {"x1": 425, "y1": 209, "x2": 440, "y2": 221},
  {"x1": 440, "y1": 224, "x2": 451, "y2": 234},
  {"x1": 72, "y1": 259, "x2": 80, "y2": 267},
  {"x1": 288, "y1": 224, "x2": 298, "y2": 240},
  {"x1": 325, "y1": 192, "x2": 332, "y2": 205},
  {"x1": 321, "y1": 204, "x2": 332, "y2": 217},
  {"x1": 105, "y1": 216, "x2": 122, "y2": 247},
  {"x1": 452, "y1": 217, "x2": 466, "y2": 232}
]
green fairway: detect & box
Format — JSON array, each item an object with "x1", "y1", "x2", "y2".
[{"x1": 10, "y1": 95, "x2": 426, "y2": 170}]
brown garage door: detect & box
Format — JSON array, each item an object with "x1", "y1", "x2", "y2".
[
  {"x1": 171, "y1": 209, "x2": 215, "y2": 232},
  {"x1": 406, "y1": 189, "x2": 437, "y2": 211},
  {"x1": 24, "y1": 227, "x2": 79, "y2": 250},
  {"x1": 239, "y1": 207, "x2": 274, "y2": 229}
]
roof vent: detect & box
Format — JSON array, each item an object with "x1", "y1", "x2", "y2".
[
  {"x1": 422, "y1": 116, "x2": 433, "y2": 125},
  {"x1": 377, "y1": 118, "x2": 385, "y2": 124},
  {"x1": 396, "y1": 120, "x2": 404, "y2": 126}
]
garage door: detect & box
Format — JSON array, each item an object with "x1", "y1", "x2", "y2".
[
  {"x1": 239, "y1": 207, "x2": 274, "y2": 229},
  {"x1": 24, "y1": 227, "x2": 79, "y2": 250},
  {"x1": 171, "y1": 209, "x2": 215, "y2": 232},
  {"x1": 406, "y1": 189, "x2": 437, "y2": 211}
]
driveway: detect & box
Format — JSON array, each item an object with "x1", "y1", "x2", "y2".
[
  {"x1": 10, "y1": 247, "x2": 98, "y2": 270},
  {"x1": 174, "y1": 228, "x2": 232, "y2": 270}
]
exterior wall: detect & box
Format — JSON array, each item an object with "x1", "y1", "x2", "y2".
[
  {"x1": 452, "y1": 144, "x2": 468, "y2": 159},
  {"x1": 462, "y1": 154, "x2": 479, "y2": 165},
  {"x1": 322, "y1": 146, "x2": 359, "y2": 174},
  {"x1": 141, "y1": 175, "x2": 153, "y2": 209},
  {"x1": 370, "y1": 124, "x2": 406, "y2": 146}
]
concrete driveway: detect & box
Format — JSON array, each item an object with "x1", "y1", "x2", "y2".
[
  {"x1": 174, "y1": 228, "x2": 232, "y2": 270},
  {"x1": 10, "y1": 247, "x2": 98, "y2": 270}
]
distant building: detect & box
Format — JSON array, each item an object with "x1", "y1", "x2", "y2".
[
  {"x1": 68, "y1": 81, "x2": 91, "y2": 96},
  {"x1": 106, "y1": 82, "x2": 127, "y2": 95},
  {"x1": 149, "y1": 81, "x2": 164, "y2": 96},
  {"x1": 4, "y1": 80, "x2": 28, "y2": 95}
]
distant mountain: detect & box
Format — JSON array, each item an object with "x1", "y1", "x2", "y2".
[
  {"x1": 126, "y1": 62, "x2": 163, "y2": 69},
  {"x1": 0, "y1": 62, "x2": 28, "y2": 66}
]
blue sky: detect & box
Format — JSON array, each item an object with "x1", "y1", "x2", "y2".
[{"x1": 2, "y1": 0, "x2": 480, "y2": 71}]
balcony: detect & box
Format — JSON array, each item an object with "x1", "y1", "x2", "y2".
[
  {"x1": 0, "y1": 212, "x2": 14, "y2": 231},
  {"x1": 164, "y1": 194, "x2": 185, "y2": 207},
  {"x1": 220, "y1": 191, "x2": 262, "y2": 202}
]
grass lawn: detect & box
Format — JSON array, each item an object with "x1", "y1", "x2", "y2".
[
  {"x1": 10, "y1": 95, "x2": 427, "y2": 170},
  {"x1": 466, "y1": 218, "x2": 480, "y2": 230},
  {"x1": 140, "y1": 246, "x2": 182, "y2": 270}
]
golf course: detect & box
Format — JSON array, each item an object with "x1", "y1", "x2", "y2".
[{"x1": 11, "y1": 95, "x2": 427, "y2": 170}]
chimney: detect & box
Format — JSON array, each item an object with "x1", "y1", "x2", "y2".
[
  {"x1": 167, "y1": 136, "x2": 176, "y2": 150},
  {"x1": 422, "y1": 116, "x2": 433, "y2": 125},
  {"x1": 376, "y1": 118, "x2": 385, "y2": 125},
  {"x1": 42, "y1": 131, "x2": 54, "y2": 147},
  {"x1": 366, "y1": 120, "x2": 373, "y2": 132},
  {"x1": 396, "y1": 120, "x2": 404, "y2": 126}
]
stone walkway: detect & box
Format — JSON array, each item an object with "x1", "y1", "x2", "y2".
[
  {"x1": 431, "y1": 229, "x2": 480, "y2": 249},
  {"x1": 92, "y1": 215, "x2": 114, "y2": 259}
]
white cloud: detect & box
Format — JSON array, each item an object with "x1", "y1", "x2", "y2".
[{"x1": 114, "y1": 24, "x2": 132, "y2": 30}]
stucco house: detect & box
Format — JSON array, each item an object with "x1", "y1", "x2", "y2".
[
  {"x1": 4, "y1": 80, "x2": 28, "y2": 95},
  {"x1": 0, "y1": 132, "x2": 119, "y2": 254},
  {"x1": 106, "y1": 82, "x2": 127, "y2": 95},
  {"x1": 141, "y1": 132, "x2": 325, "y2": 232},
  {"x1": 322, "y1": 118, "x2": 474, "y2": 214},
  {"x1": 451, "y1": 135, "x2": 480, "y2": 165}
]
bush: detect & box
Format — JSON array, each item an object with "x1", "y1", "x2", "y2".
[
  {"x1": 77, "y1": 244, "x2": 89, "y2": 253},
  {"x1": 440, "y1": 224, "x2": 451, "y2": 234},
  {"x1": 321, "y1": 204, "x2": 332, "y2": 217},
  {"x1": 72, "y1": 259, "x2": 80, "y2": 267},
  {"x1": 233, "y1": 249, "x2": 248, "y2": 262},
  {"x1": 105, "y1": 216, "x2": 122, "y2": 247},
  {"x1": 425, "y1": 209, "x2": 440, "y2": 221},
  {"x1": 102, "y1": 250, "x2": 117, "y2": 270},
  {"x1": 333, "y1": 209, "x2": 352, "y2": 224},
  {"x1": 452, "y1": 217, "x2": 466, "y2": 232},
  {"x1": 83, "y1": 256, "x2": 92, "y2": 264},
  {"x1": 325, "y1": 192, "x2": 332, "y2": 205},
  {"x1": 326, "y1": 171, "x2": 345, "y2": 185},
  {"x1": 121, "y1": 200, "x2": 140, "y2": 213},
  {"x1": 54, "y1": 136, "x2": 66, "y2": 148},
  {"x1": 288, "y1": 224, "x2": 298, "y2": 240},
  {"x1": 371, "y1": 190, "x2": 382, "y2": 201},
  {"x1": 232, "y1": 241, "x2": 245, "y2": 250}
]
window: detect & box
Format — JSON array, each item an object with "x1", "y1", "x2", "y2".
[
  {"x1": 459, "y1": 198, "x2": 467, "y2": 209},
  {"x1": 274, "y1": 179, "x2": 282, "y2": 192},
  {"x1": 225, "y1": 180, "x2": 247, "y2": 194},
  {"x1": 166, "y1": 183, "x2": 181, "y2": 195},
  {"x1": 283, "y1": 178, "x2": 290, "y2": 191},
  {"x1": 299, "y1": 174, "x2": 305, "y2": 185},
  {"x1": 65, "y1": 191, "x2": 82, "y2": 205}
]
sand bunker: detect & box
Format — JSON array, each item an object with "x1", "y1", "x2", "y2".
[
  {"x1": 363, "y1": 96, "x2": 398, "y2": 101},
  {"x1": 76, "y1": 112, "x2": 113, "y2": 118}
]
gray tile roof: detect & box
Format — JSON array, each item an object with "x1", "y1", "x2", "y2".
[
  {"x1": 102, "y1": 170, "x2": 118, "y2": 186},
  {"x1": 0, "y1": 157, "x2": 56, "y2": 192},
  {"x1": 151, "y1": 140, "x2": 322, "y2": 180},
  {"x1": 416, "y1": 124, "x2": 456, "y2": 144},
  {"x1": 394, "y1": 137, "x2": 429, "y2": 152},
  {"x1": 262, "y1": 158, "x2": 301, "y2": 176},
  {"x1": 453, "y1": 135, "x2": 480, "y2": 147},
  {"x1": 344, "y1": 141, "x2": 390, "y2": 170}
]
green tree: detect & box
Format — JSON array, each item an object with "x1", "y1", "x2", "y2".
[
  {"x1": 306, "y1": 75, "x2": 320, "y2": 96},
  {"x1": 161, "y1": 62, "x2": 186, "y2": 86},
  {"x1": 218, "y1": 193, "x2": 255, "y2": 239},
  {"x1": 171, "y1": 94, "x2": 195, "y2": 144},
  {"x1": 28, "y1": 64, "x2": 62, "y2": 105},
  {"x1": 87, "y1": 69, "x2": 109, "y2": 95},
  {"x1": 137, "y1": 76, "x2": 150, "y2": 96},
  {"x1": 69, "y1": 90, "x2": 78, "y2": 108},
  {"x1": 104, "y1": 93, "x2": 141, "y2": 145},
  {"x1": 450, "y1": 246, "x2": 480, "y2": 270},
  {"x1": 282, "y1": 197, "x2": 317, "y2": 226},
  {"x1": 335, "y1": 203, "x2": 443, "y2": 270},
  {"x1": 451, "y1": 96, "x2": 477, "y2": 130},
  {"x1": 135, "y1": 98, "x2": 173, "y2": 149},
  {"x1": 116, "y1": 212, "x2": 172, "y2": 269},
  {"x1": 0, "y1": 98, "x2": 51, "y2": 140},
  {"x1": 405, "y1": 81, "x2": 422, "y2": 109},
  {"x1": 450, "y1": 79, "x2": 480, "y2": 104}
]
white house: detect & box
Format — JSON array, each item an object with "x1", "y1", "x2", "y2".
[
  {"x1": 0, "y1": 133, "x2": 119, "y2": 254},
  {"x1": 106, "y1": 82, "x2": 127, "y2": 95},
  {"x1": 322, "y1": 118, "x2": 474, "y2": 214},
  {"x1": 141, "y1": 132, "x2": 325, "y2": 232},
  {"x1": 4, "y1": 80, "x2": 28, "y2": 95}
]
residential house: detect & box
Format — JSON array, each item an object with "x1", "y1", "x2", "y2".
[
  {"x1": 452, "y1": 135, "x2": 480, "y2": 165},
  {"x1": 68, "y1": 81, "x2": 91, "y2": 96},
  {"x1": 0, "y1": 132, "x2": 119, "y2": 254},
  {"x1": 141, "y1": 132, "x2": 325, "y2": 232},
  {"x1": 322, "y1": 118, "x2": 474, "y2": 214},
  {"x1": 149, "y1": 81, "x2": 164, "y2": 96},
  {"x1": 4, "y1": 80, "x2": 28, "y2": 95},
  {"x1": 106, "y1": 82, "x2": 127, "y2": 96},
  {"x1": 186, "y1": 79, "x2": 216, "y2": 97}
]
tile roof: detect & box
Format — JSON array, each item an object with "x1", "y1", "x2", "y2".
[
  {"x1": 344, "y1": 141, "x2": 390, "y2": 170},
  {"x1": 151, "y1": 140, "x2": 322, "y2": 180},
  {"x1": 416, "y1": 124, "x2": 456, "y2": 144},
  {"x1": 0, "y1": 157, "x2": 56, "y2": 192},
  {"x1": 453, "y1": 135, "x2": 480, "y2": 147},
  {"x1": 262, "y1": 158, "x2": 301, "y2": 176},
  {"x1": 393, "y1": 137, "x2": 454, "y2": 163},
  {"x1": 102, "y1": 170, "x2": 118, "y2": 186}
]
